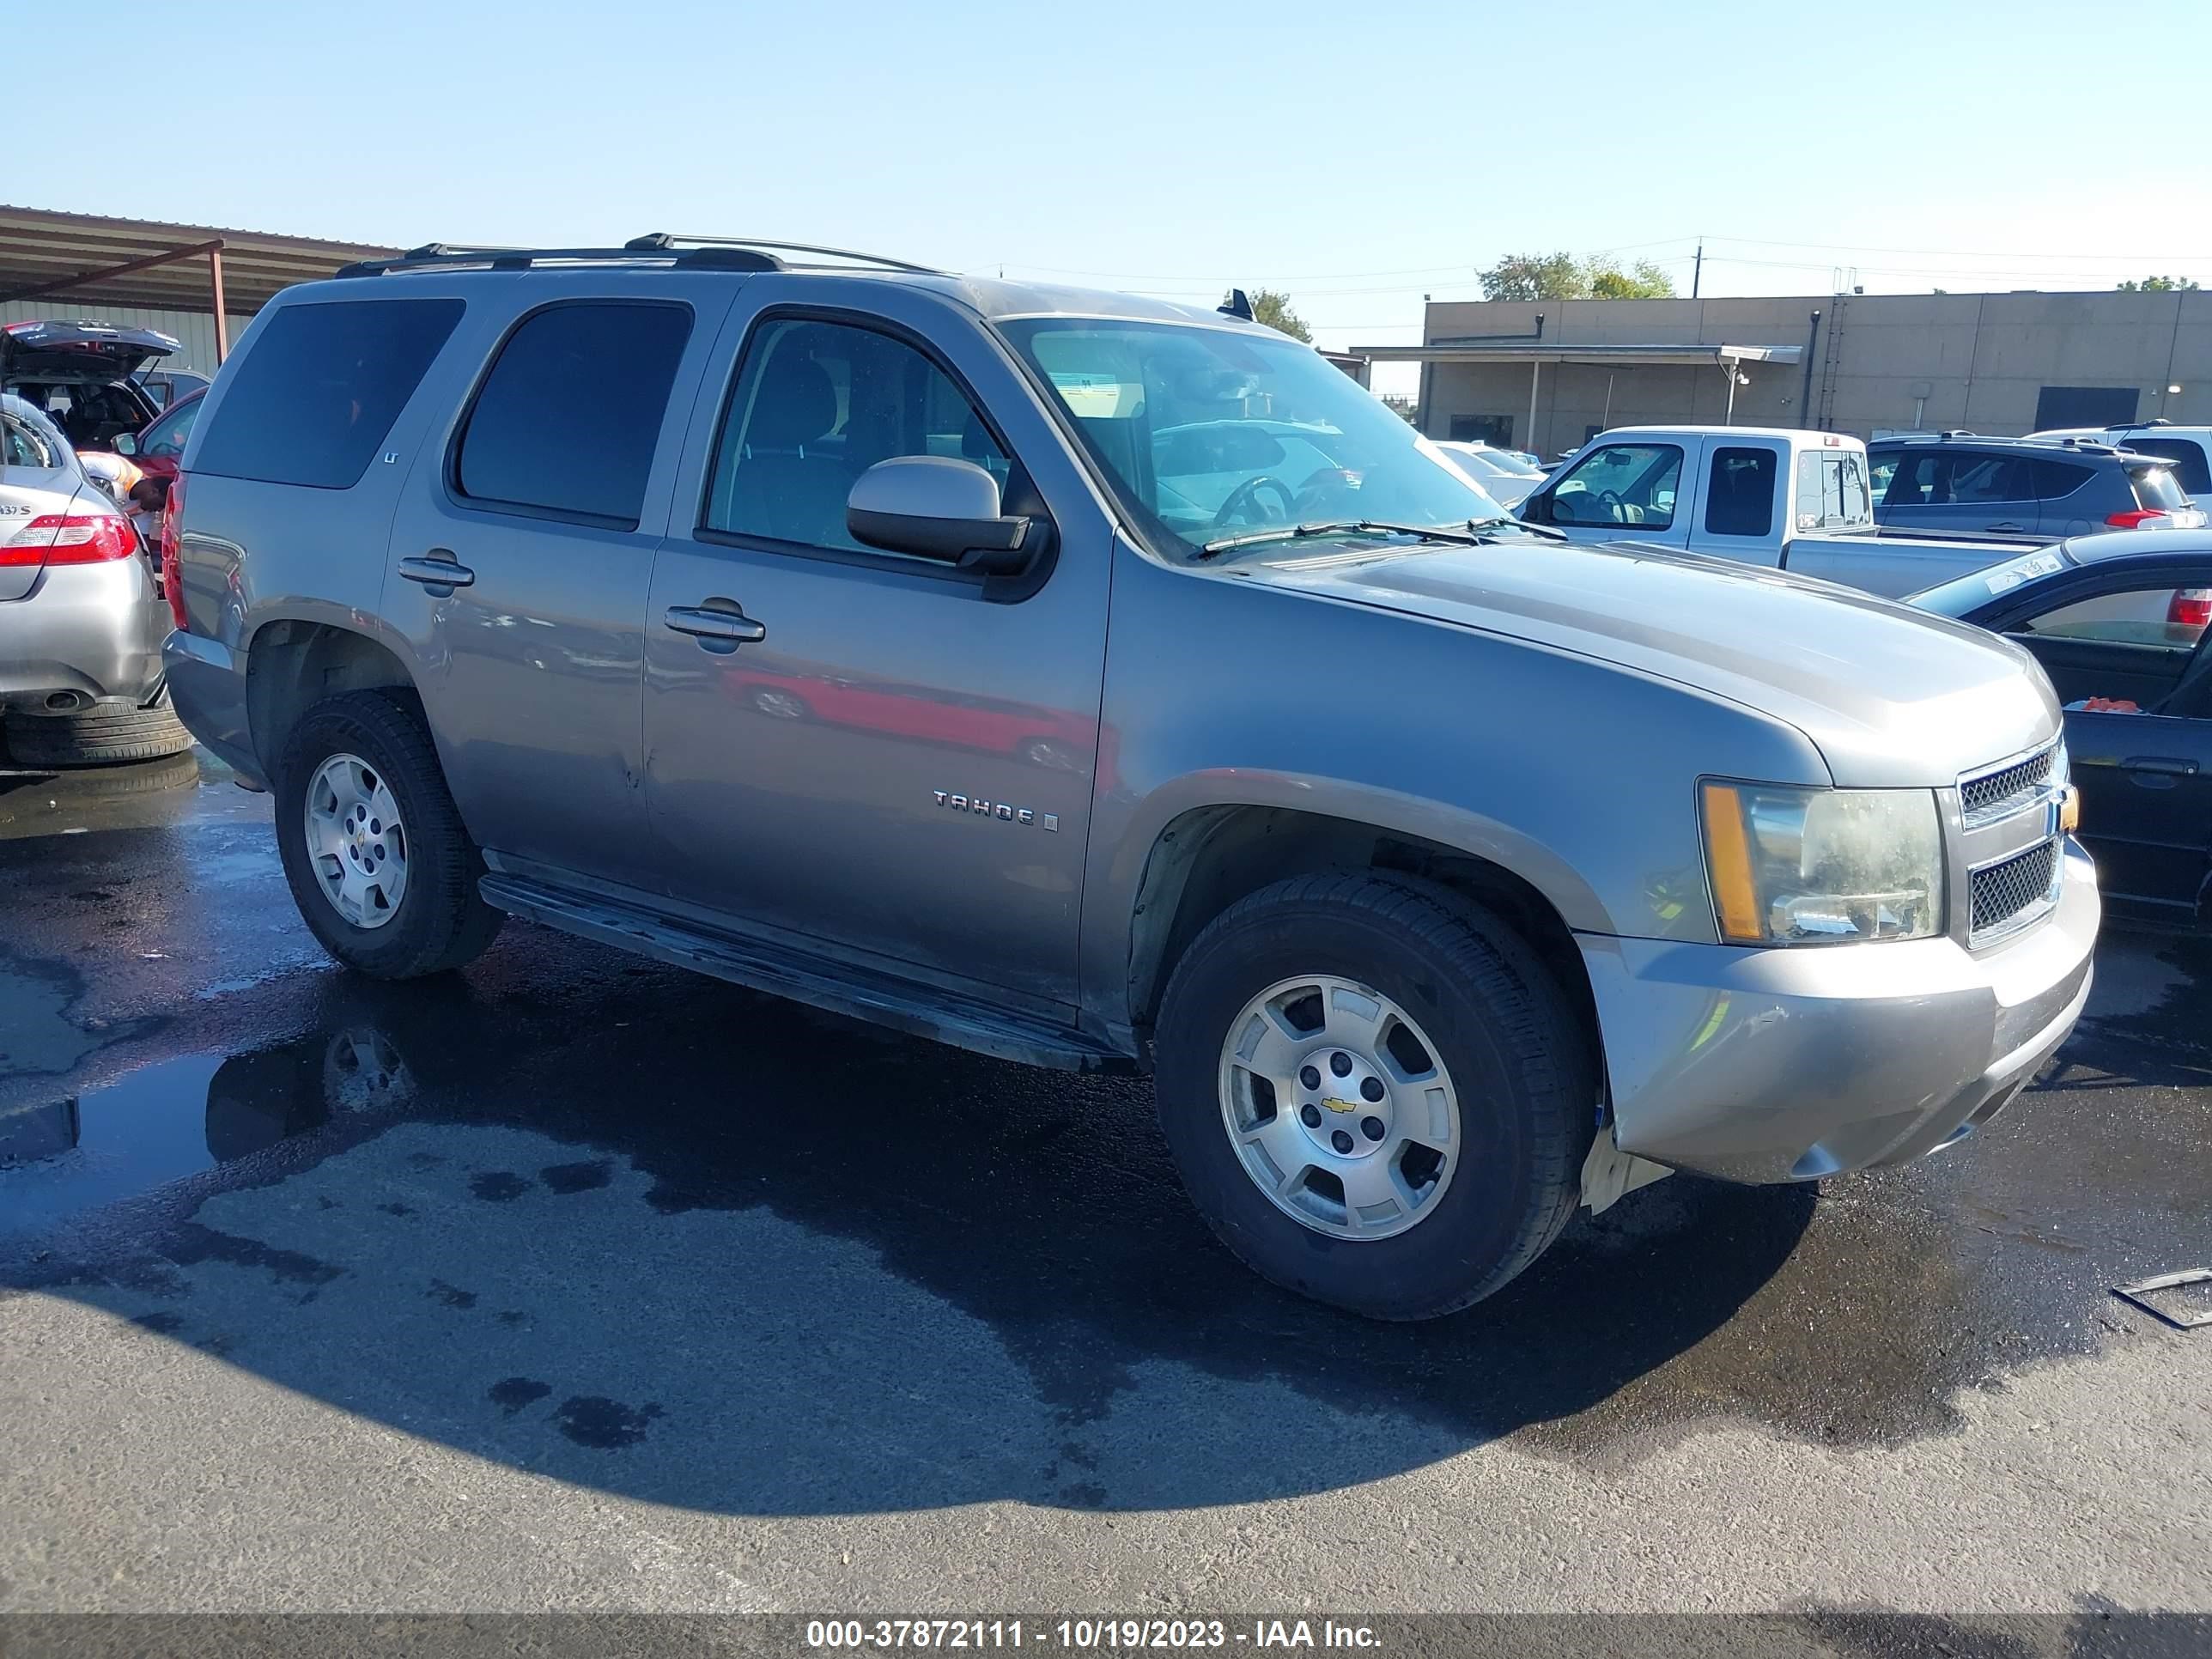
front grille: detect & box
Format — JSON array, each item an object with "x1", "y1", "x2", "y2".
[
  {"x1": 1961, "y1": 744, "x2": 2056, "y2": 827},
  {"x1": 1971, "y1": 839, "x2": 2059, "y2": 942}
]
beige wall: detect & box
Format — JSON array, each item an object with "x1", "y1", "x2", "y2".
[{"x1": 1414, "y1": 290, "x2": 2209, "y2": 459}]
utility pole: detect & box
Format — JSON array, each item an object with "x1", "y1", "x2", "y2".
[{"x1": 1692, "y1": 240, "x2": 1704, "y2": 300}]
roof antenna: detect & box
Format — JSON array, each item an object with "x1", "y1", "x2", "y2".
[{"x1": 1218, "y1": 288, "x2": 1255, "y2": 321}]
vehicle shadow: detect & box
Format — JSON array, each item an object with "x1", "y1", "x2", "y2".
[{"x1": 14, "y1": 952, "x2": 1830, "y2": 1516}]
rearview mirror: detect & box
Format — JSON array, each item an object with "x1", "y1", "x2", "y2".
[
  {"x1": 847, "y1": 457, "x2": 1039, "y2": 574},
  {"x1": 111, "y1": 433, "x2": 137, "y2": 457}
]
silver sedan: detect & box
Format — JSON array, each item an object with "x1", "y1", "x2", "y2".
[{"x1": 0, "y1": 393, "x2": 191, "y2": 766}]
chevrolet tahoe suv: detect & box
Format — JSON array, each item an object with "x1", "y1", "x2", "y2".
[{"x1": 162, "y1": 235, "x2": 2101, "y2": 1320}]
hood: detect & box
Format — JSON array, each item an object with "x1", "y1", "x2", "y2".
[
  {"x1": 1238, "y1": 536, "x2": 2060, "y2": 788},
  {"x1": 1, "y1": 319, "x2": 178, "y2": 386}
]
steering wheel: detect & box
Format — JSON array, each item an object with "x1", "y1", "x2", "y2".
[
  {"x1": 1592, "y1": 489, "x2": 1626, "y2": 518},
  {"x1": 1212, "y1": 475, "x2": 1298, "y2": 532}
]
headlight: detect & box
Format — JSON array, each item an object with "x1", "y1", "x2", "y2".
[{"x1": 1700, "y1": 781, "x2": 1943, "y2": 945}]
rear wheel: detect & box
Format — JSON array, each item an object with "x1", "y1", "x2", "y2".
[
  {"x1": 273, "y1": 690, "x2": 502, "y2": 978},
  {"x1": 3, "y1": 690, "x2": 194, "y2": 767},
  {"x1": 1153, "y1": 873, "x2": 1595, "y2": 1321}
]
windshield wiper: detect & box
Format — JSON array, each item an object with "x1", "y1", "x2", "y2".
[
  {"x1": 1466, "y1": 515, "x2": 1568, "y2": 543},
  {"x1": 1196, "y1": 517, "x2": 1564, "y2": 560}
]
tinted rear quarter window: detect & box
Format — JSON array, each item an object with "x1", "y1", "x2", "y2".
[
  {"x1": 453, "y1": 301, "x2": 693, "y2": 527},
  {"x1": 2119, "y1": 437, "x2": 2211, "y2": 495},
  {"x1": 2032, "y1": 459, "x2": 2094, "y2": 500},
  {"x1": 193, "y1": 299, "x2": 465, "y2": 489},
  {"x1": 2130, "y1": 465, "x2": 2188, "y2": 512}
]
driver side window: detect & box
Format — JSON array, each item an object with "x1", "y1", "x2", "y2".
[
  {"x1": 703, "y1": 318, "x2": 1011, "y2": 556},
  {"x1": 1551, "y1": 443, "x2": 1682, "y2": 529}
]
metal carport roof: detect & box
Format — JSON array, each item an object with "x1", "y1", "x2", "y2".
[{"x1": 0, "y1": 204, "x2": 398, "y2": 319}]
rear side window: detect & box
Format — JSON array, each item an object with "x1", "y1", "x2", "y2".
[
  {"x1": 1795, "y1": 449, "x2": 1873, "y2": 529},
  {"x1": 1941, "y1": 453, "x2": 2034, "y2": 506},
  {"x1": 453, "y1": 301, "x2": 693, "y2": 528},
  {"x1": 1703, "y1": 446, "x2": 1777, "y2": 537},
  {"x1": 193, "y1": 299, "x2": 464, "y2": 489},
  {"x1": 2032, "y1": 459, "x2": 2094, "y2": 501},
  {"x1": 2130, "y1": 465, "x2": 2189, "y2": 513},
  {"x1": 2, "y1": 410, "x2": 64, "y2": 469},
  {"x1": 2118, "y1": 437, "x2": 2211, "y2": 495}
]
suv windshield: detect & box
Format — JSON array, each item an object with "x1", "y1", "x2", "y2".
[{"x1": 1000, "y1": 319, "x2": 1504, "y2": 558}]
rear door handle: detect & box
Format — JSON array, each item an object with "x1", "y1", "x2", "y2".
[
  {"x1": 664, "y1": 603, "x2": 767, "y2": 645},
  {"x1": 2122, "y1": 756, "x2": 2198, "y2": 777},
  {"x1": 398, "y1": 553, "x2": 474, "y2": 590},
  {"x1": 1984, "y1": 520, "x2": 2027, "y2": 533}
]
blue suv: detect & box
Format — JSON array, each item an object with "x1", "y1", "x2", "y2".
[{"x1": 1867, "y1": 433, "x2": 2203, "y2": 538}]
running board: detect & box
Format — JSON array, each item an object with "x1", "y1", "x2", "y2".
[{"x1": 477, "y1": 874, "x2": 1128, "y2": 1073}]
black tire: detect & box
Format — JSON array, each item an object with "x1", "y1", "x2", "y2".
[
  {"x1": 1153, "y1": 873, "x2": 1596, "y2": 1322},
  {"x1": 3, "y1": 690, "x2": 195, "y2": 767},
  {"x1": 272, "y1": 690, "x2": 503, "y2": 979}
]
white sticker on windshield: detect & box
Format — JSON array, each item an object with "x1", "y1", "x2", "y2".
[
  {"x1": 1984, "y1": 551, "x2": 2065, "y2": 594},
  {"x1": 1048, "y1": 374, "x2": 1143, "y2": 418}
]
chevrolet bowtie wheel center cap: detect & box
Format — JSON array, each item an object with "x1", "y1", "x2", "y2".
[{"x1": 1296, "y1": 1047, "x2": 1392, "y2": 1158}]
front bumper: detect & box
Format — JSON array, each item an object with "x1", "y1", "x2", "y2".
[
  {"x1": 0, "y1": 561, "x2": 169, "y2": 712},
  {"x1": 162, "y1": 630, "x2": 263, "y2": 785},
  {"x1": 1580, "y1": 840, "x2": 2100, "y2": 1183}
]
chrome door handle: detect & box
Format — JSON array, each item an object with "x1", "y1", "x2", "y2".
[
  {"x1": 398, "y1": 554, "x2": 475, "y2": 589},
  {"x1": 664, "y1": 604, "x2": 766, "y2": 644}
]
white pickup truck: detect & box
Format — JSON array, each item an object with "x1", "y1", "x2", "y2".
[{"x1": 1513, "y1": 425, "x2": 2045, "y2": 599}]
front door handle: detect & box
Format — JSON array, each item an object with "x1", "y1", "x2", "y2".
[
  {"x1": 664, "y1": 603, "x2": 767, "y2": 645},
  {"x1": 398, "y1": 553, "x2": 475, "y2": 590},
  {"x1": 2123, "y1": 756, "x2": 2198, "y2": 779}
]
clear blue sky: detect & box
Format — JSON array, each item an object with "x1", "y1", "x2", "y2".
[{"x1": 48, "y1": 0, "x2": 2212, "y2": 395}]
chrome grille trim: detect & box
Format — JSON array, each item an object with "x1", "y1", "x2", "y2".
[
  {"x1": 1960, "y1": 742, "x2": 2058, "y2": 830},
  {"x1": 1969, "y1": 837, "x2": 2061, "y2": 945}
]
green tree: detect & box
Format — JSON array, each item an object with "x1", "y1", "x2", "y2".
[
  {"x1": 1381, "y1": 394, "x2": 1419, "y2": 425},
  {"x1": 1586, "y1": 257, "x2": 1676, "y2": 299},
  {"x1": 1477, "y1": 252, "x2": 1584, "y2": 301},
  {"x1": 1229, "y1": 288, "x2": 1312, "y2": 342},
  {"x1": 1478, "y1": 252, "x2": 1676, "y2": 301},
  {"x1": 2117, "y1": 276, "x2": 2201, "y2": 292}
]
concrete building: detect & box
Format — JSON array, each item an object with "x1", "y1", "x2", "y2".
[{"x1": 1356, "y1": 289, "x2": 2209, "y2": 459}]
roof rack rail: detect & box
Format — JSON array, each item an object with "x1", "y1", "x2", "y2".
[
  {"x1": 624, "y1": 234, "x2": 945, "y2": 275},
  {"x1": 334, "y1": 242, "x2": 788, "y2": 279}
]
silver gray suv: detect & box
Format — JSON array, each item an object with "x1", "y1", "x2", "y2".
[{"x1": 164, "y1": 235, "x2": 2100, "y2": 1319}]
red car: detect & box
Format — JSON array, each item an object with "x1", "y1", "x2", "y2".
[{"x1": 113, "y1": 388, "x2": 204, "y2": 506}]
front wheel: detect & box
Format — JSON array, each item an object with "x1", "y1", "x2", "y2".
[
  {"x1": 1153, "y1": 874, "x2": 1595, "y2": 1321},
  {"x1": 272, "y1": 691, "x2": 502, "y2": 979}
]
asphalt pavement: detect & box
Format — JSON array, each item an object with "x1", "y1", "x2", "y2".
[{"x1": 2, "y1": 750, "x2": 2208, "y2": 1626}]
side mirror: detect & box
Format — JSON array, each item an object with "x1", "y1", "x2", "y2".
[
  {"x1": 112, "y1": 433, "x2": 137, "y2": 457},
  {"x1": 847, "y1": 457, "x2": 1041, "y2": 574}
]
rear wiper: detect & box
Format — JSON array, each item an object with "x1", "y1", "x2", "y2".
[{"x1": 1197, "y1": 517, "x2": 1559, "y2": 561}]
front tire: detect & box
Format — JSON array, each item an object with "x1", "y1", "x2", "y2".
[
  {"x1": 1153, "y1": 874, "x2": 1595, "y2": 1321},
  {"x1": 273, "y1": 691, "x2": 502, "y2": 979}
]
